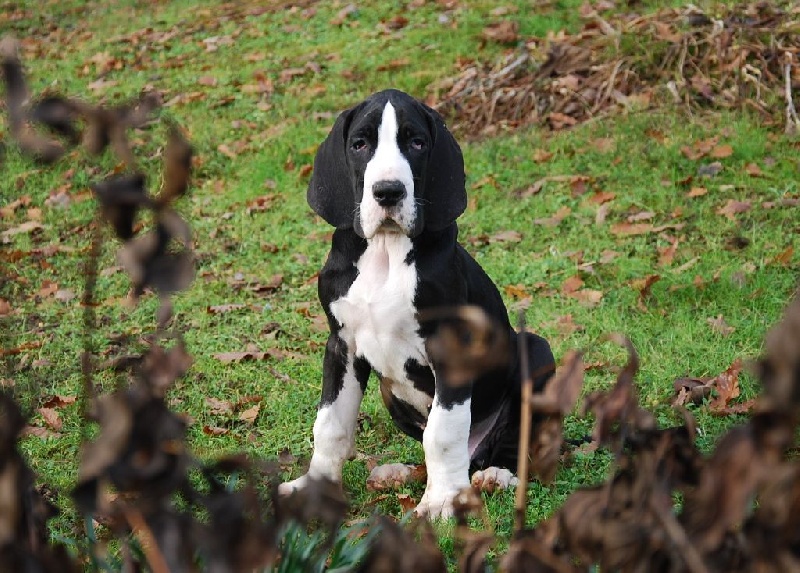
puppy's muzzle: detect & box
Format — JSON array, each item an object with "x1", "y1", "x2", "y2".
[{"x1": 373, "y1": 180, "x2": 406, "y2": 208}]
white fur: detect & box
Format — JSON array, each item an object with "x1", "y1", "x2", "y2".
[
  {"x1": 416, "y1": 399, "x2": 472, "y2": 518},
  {"x1": 330, "y1": 233, "x2": 431, "y2": 416},
  {"x1": 471, "y1": 467, "x2": 518, "y2": 492},
  {"x1": 359, "y1": 102, "x2": 417, "y2": 238},
  {"x1": 278, "y1": 360, "x2": 363, "y2": 494}
]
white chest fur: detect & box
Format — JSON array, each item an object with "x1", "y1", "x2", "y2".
[{"x1": 330, "y1": 233, "x2": 432, "y2": 413}]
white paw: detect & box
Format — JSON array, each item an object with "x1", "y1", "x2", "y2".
[
  {"x1": 470, "y1": 467, "x2": 518, "y2": 493},
  {"x1": 414, "y1": 488, "x2": 460, "y2": 519},
  {"x1": 366, "y1": 463, "x2": 426, "y2": 491},
  {"x1": 278, "y1": 474, "x2": 311, "y2": 496}
]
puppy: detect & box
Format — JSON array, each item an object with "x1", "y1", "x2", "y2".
[{"x1": 279, "y1": 89, "x2": 555, "y2": 517}]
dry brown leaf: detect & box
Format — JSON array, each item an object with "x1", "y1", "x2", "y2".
[
  {"x1": 533, "y1": 206, "x2": 571, "y2": 227},
  {"x1": 687, "y1": 186, "x2": 708, "y2": 197},
  {"x1": 239, "y1": 404, "x2": 260, "y2": 424},
  {"x1": 710, "y1": 144, "x2": 733, "y2": 159},
  {"x1": 482, "y1": 20, "x2": 519, "y2": 43},
  {"x1": 587, "y1": 191, "x2": 616, "y2": 205},
  {"x1": 610, "y1": 222, "x2": 653, "y2": 236},
  {"x1": 489, "y1": 230, "x2": 522, "y2": 243},
  {"x1": 206, "y1": 304, "x2": 247, "y2": 314},
  {"x1": 206, "y1": 397, "x2": 234, "y2": 415},
  {"x1": 561, "y1": 275, "x2": 584, "y2": 295},
  {"x1": 658, "y1": 239, "x2": 679, "y2": 266},
  {"x1": 202, "y1": 425, "x2": 229, "y2": 436},
  {"x1": 707, "y1": 314, "x2": 735, "y2": 337},
  {"x1": 745, "y1": 162, "x2": 763, "y2": 177},
  {"x1": 396, "y1": 493, "x2": 417, "y2": 513},
  {"x1": 716, "y1": 199, "x2": 752, "y2": 219},
  {"x1": 708, "y1": 359, "x2": 742, "y2": 413},
  {"x1": 0, "y1": 298, "x2": 11, "y2": 316},
  {"x1": 569, "y1": 289, "x2": 603, "y2": 307},
  {"x1": 37, "y1": 407, "x2": 62, "y2": 431}
]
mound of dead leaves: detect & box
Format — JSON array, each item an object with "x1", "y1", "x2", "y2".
[{"x1": 430, "y1": 2, "x2": 800, "y2": 137}]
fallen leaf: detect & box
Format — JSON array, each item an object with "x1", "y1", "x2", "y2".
[
  {"x1": 37, "y1": 280, "x2": 59, "y2": 298},
  {"x1": 0, "y1": 299, "x2": 10, "y2": 316},
  {"x1": 481, "y1": 20, "x2": 519, "y2": 43},
  {"x1": 533, "y1": 206, "x2": 571, "y2": 227},
  {"x1": 42, "y1": 394, "x2": 77, "y2": 408},
  {"x1": 505, "y1": 284, "x2": 529, "y2": 299},
  {"x1": 489, "y1": 230, "x2": 522, "y2": 243},
  {"x1": 206, "y1": 397, "x2": 234, "y2": 415},
  {"x1": 569, "y1": 289, "x2": 603, "y2": 306},
  {"x1": 716, "y1": 200, "x2": 751, "y2": 219},
  {"x1": 697, "y1": 162, "x2": 723, "y2": 177},
  {"x1": 610, "y1": 222, "x2": 653, "y2": 236},
  {"x1": 658, "y1": 239, "x2": 680, "y2": 267},
  {"x1": 383, "y1": 14, "x2": 409, "y2": 30},
  {"x1": 330, "y1": 3, "x2": 357, "y2": 25},
  {"x1": 587, "y1": 191, "x2": 616, "y2": 205},
  {"x1": 627, "y1": 211, "x2": 655, "y2": 223},
  {"x1": 710, "y1": 144, "x2": 733, "y2": 159},
  {"x1": 396, "y1": 493, "x2": 417, "y2": 513},
  {"x1": 687, "y1": 186, "x2": 708, "y2": 197},
  {"x1": 202, "y1": 425, "x2": 229, "y2": 436},
  {"x1": 37, "y1": 407, "x2": 62, "y2": 431},
  {"x1": 708, "y1": 359, "x2": 742, "y2": 412},
  {"x1": 561, "y1": 275, "x2": 584, "y2": 295},
  {"x1": 207, "y1": 304, "x2": 247, "y2": 314},
  {"x1": 23, "y1": 425, "x2": 61, "y2": 439},
  {"x1": 533, "y1": 149, "x2": 554, "y2": 163},
  {"x1": 771, "y1": 246, "x2": 794, "y2": 266},
  {"x1": 707, "y1": 314, "x2": 735, "y2": 337},
  {"x1": 744, "y1": 162, "x2": 762, "y2": 177},
  {"x1": 239, "y1": 404, "x2": 260, "y2": 424},
  {"x1": 54, "y1": 289, "x2": 76, "y2": 303},
  {"x1": 1, "y1": 220, "x2": 44, "y2": 239}
]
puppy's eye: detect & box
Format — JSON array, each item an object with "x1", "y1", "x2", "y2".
[
  {"x1": 351, "y1": 138, "x2": 368, "y2": 152},
  {"x1": 410, "y1": 137, "x2": 426, "y2": 151}
]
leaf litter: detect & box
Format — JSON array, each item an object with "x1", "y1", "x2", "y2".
[{"x1": 430, "y1": 2, "x2": 800, "y2": 137}]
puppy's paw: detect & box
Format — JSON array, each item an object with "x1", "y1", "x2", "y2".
[
  {"x1": 366, "y1": 463, "x2": 426, "y2": 491},
  {"x1": 415, "y1": 494, "x2": 454, "y2": 519},
  {"x1": 414, "y1": 487, "x2": 463, "y2": 519},
  {"x1": 470, "y1": 467, "x2": 518, "y2": 493},
  {"x1": 278, "y1": 474, "x2": 311, "y2": 496}
]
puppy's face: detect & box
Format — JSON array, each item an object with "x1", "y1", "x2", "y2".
[
  {"x1": 346, "y1": 94, "x2": 432, "y2": 238},
  {"x1": 308, "y1": 89, "x2": 466, "y2": 239}
]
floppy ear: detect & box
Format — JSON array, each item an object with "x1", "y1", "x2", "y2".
[
  {"x1": 422, "y1": 105, "x2": 467, "y2": 231},
  {"x1": 307, "y1": 107, "x2": 358, "y2": 228}
]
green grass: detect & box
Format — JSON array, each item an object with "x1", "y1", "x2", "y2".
[{"x1": 1, "y1": 0, "x2": 798, "y2": 568}]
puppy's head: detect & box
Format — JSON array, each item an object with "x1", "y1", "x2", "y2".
[{"x1": 308, "y1": 90, "x2": 466, "y2": 239}]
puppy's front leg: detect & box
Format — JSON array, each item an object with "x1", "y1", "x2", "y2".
[
  {"x1": 416, "y1": 384, "x2": 472, "y2": 518},
  {"x1": 279, "y1": 336, "x2": 369, "y2": 493}
]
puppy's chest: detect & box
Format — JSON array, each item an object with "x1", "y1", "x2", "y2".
[{"x1": 330, "y1": 235, "x2": 428, "y2": 380}]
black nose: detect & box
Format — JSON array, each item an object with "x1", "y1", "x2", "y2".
[{"x1": 373, "y1": 180, "x2": 406, "y2": 207}]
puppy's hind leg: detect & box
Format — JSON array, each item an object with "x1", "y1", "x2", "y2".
[{"x1": 279, "y1": 336, "x2": 370, "y2": 494}]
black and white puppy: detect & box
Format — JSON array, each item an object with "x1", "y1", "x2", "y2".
[{"x1": 279, "y1": 89, "x2": 555, "y2": 517}]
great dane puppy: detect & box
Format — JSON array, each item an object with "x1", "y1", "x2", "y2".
[{"x1": 279, "y1": 89, "x2": 555, "y2": 517}]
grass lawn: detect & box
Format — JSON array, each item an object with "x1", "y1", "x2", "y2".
[{"x1": 1, "y1": 0, "x2": 798, "y2": 568}]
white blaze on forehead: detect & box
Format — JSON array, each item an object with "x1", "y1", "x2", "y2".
[{"x1": 359, "y1": 101, "x2": 417, "y2": 238}]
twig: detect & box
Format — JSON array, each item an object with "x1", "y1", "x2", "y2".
[
  {"x1": 650, "y1": 497, "x2": 710, "y2": 573},
  {"x1": 514, "y1": 311, "x2": 532, "y2": 532},
  {"x1": 784, "y1": 51, "x2": 799, "y2": 135},
  {"x1": 80, "y1": 218, "x2": 102, "y2": 425},
  {"x1": 122, "y1": 505, "x2": 171, "y2": 573}
]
